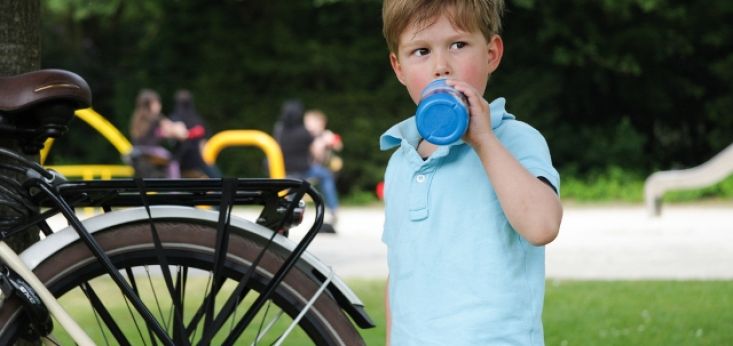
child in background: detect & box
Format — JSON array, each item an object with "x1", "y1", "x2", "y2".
[{"x1": 304, "y1": 109, "x2": 343, "y2": 174}]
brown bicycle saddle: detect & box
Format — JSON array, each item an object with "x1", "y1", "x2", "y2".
[
  {"x1": 0, "y1": 69, "x2": 91, "y2": 113},
  {"x1": 0, "y1": 69, "x2": 92, "y2": 153}
]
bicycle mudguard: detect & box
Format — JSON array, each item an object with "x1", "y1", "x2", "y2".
[{"x1": 18, "y1": 206, "x2": 374, "y2": 329}]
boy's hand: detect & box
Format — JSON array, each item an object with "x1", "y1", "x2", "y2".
[{"x1": 445, "y1": 80, "x2": 493, "y2": 147}]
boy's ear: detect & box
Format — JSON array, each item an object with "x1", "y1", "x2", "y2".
[
  {"x1": 487, "y1": 35, "x2": 504, "y2": 73},
  {"x1": 389, "y1": 52, "x2": 406, "y2": 85}
]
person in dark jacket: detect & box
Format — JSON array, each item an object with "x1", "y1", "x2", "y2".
[{"x1": 169, "y1": 89, "x2": 221, "y2": 178}]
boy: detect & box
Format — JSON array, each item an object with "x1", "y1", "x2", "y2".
[{"x1": 380, "y1": 0, "x2": 563, "y2": 345}]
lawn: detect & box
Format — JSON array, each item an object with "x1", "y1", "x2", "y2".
[
  {"x1": 542, "y1": 280, "x2": 733, "y2": 345},
  {"x1": 350, "y1": 279, "x2": 733, "y2": 345},
  {"x1": 48, "y1": 278, "x2": 732, "y2": 345}
]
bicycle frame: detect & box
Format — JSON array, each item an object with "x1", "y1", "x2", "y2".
[{"x1": 0, "y1": 241, "x2": 95, "y2": 345}]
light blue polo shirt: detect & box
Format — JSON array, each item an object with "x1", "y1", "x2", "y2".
[{"x1": 380, "y1": 97, "x2": 559, "y2": 346}]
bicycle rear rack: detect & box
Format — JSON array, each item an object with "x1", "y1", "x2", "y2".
[{"x1": 6, "y1": 176, "x2": 327, "y2": 345}]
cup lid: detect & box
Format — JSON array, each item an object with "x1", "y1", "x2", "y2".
[{"x1": 415, "y1": 93, "x2": 469, "y2": 145}]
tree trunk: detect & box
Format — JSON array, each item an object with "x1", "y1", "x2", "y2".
[
  {"x1": 0, "y1": 0, "x2": 40, "y2": 74},
  {"x1": 0, "y1": 0, "x2": 42, "y2": 253}
]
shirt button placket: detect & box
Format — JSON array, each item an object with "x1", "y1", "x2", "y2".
[{"x1": 409, "y1": 169, "x2": 434, "y2": 221}]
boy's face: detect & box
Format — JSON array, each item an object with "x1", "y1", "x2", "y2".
[{"x1": 389, "y1": 13, "x2": 503, "y2": 105}]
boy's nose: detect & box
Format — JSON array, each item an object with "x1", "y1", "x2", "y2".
[
  {"x1": 433, "y1": 55, "x2": 451, "y2": 78},
  {"x1": 434, "y1": 67, "x2": 450, "y2": 78}
]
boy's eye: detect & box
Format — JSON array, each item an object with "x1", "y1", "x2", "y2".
[
  {"x1": 451, "y1": 42, "x2": 467, "y2": 50},
  {"x1": 412, "y1": 48, "x2": 429, "y2": 57}
]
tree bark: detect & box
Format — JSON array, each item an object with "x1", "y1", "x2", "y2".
[
  {"x1": 0, "y1": 0, "x2": 42, "y2": 253},
  {"x1": 0, "y1": 0, "x2": 41, "y2": 74}
]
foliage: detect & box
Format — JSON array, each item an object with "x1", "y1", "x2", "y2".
[
  {"x1": 40, "y1": 0, "x2": 733, "y2": 199},
  {"x1": 560, "y1": 166, "x2": 646, "y2": 202},
  {"x1": 558, "y1": 166, "x2": 733, "y2": 204},
  {"x1": 341, "y1": 189, "x2": 381, "y2": 206},
  {"x1": 340, "y1": 166, "x2": 733, "y2": 205},
  {"x1": 663, "y1": 174, "x2": 733, "y2": 203},
  {"x1": 496, "y1": 0, "x2": 733, "y2": 174}
]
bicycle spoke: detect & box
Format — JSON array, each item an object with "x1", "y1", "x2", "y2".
[
  {"x1": 80, "y1": 282, "x2": 130, "y2": 346},
  {"x1": 186, "y1": 272, "x2": 217, "y2": 337},
  {"x1": 202, "y1": 277, "x2": 253, "y2": 345},
  {"x1": 89, "y1": 299, "x2": 112, "y2": 346},
  {"x1": 171, "y1": 266, "x2": 187, "y2": 344},
  {"x1": 124, "y1": 267, "x2": 154, "y2": 346},
  {"x1": 144, "y1": 266, "x2": 169, "y2": 329},
  {"x1": 252, "y1": 299, "x2": 272, "y2": 346},
  {"x1": 251, "y1": 301, "x2": 286, "y2": 346},
  {"x1": 229, "y1": 289, "x2": 240, "y2": 337},
  {"x1": 41, "y1": 335, "x2": 62, "y2": 346},
  {"x1": 135, "y1": 178, "x2": 191, "y2": 346},
  {"x1": 202, "y1": 179, "x2": 236, "y2": 343},
  {"x1": 201, "y1": 226, "x2": 284, "y2": 345},
  {"x1": 186, "y1": 273, "x2": 213, "y2": 341},
  {"x1": 271, "y1": 268, "x2": 334, "y2": 346}
]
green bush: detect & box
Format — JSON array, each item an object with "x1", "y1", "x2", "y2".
[
  {"x1": 560, "y1": 167, "x2": 645, "y2": 203},
  {"x1": 663, "y1": 174, "x2": 733, "y2": 203},
  {"x1": 560, "y1": 167, "x2": 733, "y2": 204}
]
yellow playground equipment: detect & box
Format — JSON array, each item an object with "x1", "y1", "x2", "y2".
[{"x1": 41, "y1": 108, "x2": 285, "y2": 179}]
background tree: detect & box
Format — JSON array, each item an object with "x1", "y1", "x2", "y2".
[
  {"x1": 39, "y1": 0, "x2": 733, "y2": 198},
  {"x1": 0, "y1": 0, "x2": 41, "y2": 252}
]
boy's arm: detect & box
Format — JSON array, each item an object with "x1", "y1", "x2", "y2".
[
  {"x1": 474, "y1": 134, "x2": 562, "y2": 245},
  {"x1": 449, "y1": 81, "x2": 563, "y2": 246}
]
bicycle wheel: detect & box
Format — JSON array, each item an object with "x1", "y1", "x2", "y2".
[{"x1": 0, "y1": 216, "x2": 364, "y2": 345}]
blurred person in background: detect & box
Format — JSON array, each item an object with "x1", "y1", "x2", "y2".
[
  {"x1": 304, "y1": 109, "x2": 344, "y2": 175},
  {"x1": 129, "y1": 89, "x2": 187, "y2": 178},
  {"x1": 169, "y1": 89, "x2": 222, "y2": 178},
  {"x1": 274, "y1": 100, "x2": 340, "y2": 232}
]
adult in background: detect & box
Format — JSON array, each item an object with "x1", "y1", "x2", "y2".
[
  {"x1": 169, "y1": 89, "x2": 221, "y2": 178},
  {"x1": 129, "y1": 89, "x2": 187, "y2": 178}
]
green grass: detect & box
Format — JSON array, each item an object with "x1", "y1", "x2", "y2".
[
  {"x1": 52, "y1": 277, "x2": 313, "y2": 345},
  {"x1": 348, "y1": 279, "x2": 733, "y2": 345},
  {"x1": 544, "y1": 280, "x2": 733, "y2": 345},
  {"x1": 347, "y1": 279, "x2": 388, "y2": 344},
  {"x1": 48, "y1": 278, "x2": 733, "y2": 345}
]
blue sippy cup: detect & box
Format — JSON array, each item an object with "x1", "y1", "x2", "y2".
[{"x1": 415, "y1": 79, "x2": 469, "y2": 145}]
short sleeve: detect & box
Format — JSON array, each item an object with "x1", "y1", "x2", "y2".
[{"x1": 498, "y1": 121, "x2": 560, "y2": 194}]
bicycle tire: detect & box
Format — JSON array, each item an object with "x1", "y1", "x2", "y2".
[{"x1": 0, "y1": 216, "x2": 364, "y2": 345}]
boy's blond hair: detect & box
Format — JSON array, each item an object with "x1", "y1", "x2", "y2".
[{"x1": 382, "y1": 0, "x2": 505, "y2": 54}]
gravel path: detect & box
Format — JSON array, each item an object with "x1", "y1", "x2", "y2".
[{"x1": 283, "y1": 204, "x2": 733, "y2": 280}]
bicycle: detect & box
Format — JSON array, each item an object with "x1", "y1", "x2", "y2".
[{"x1": 0, "y1": 69, "x2": 373, "y2": 345}]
